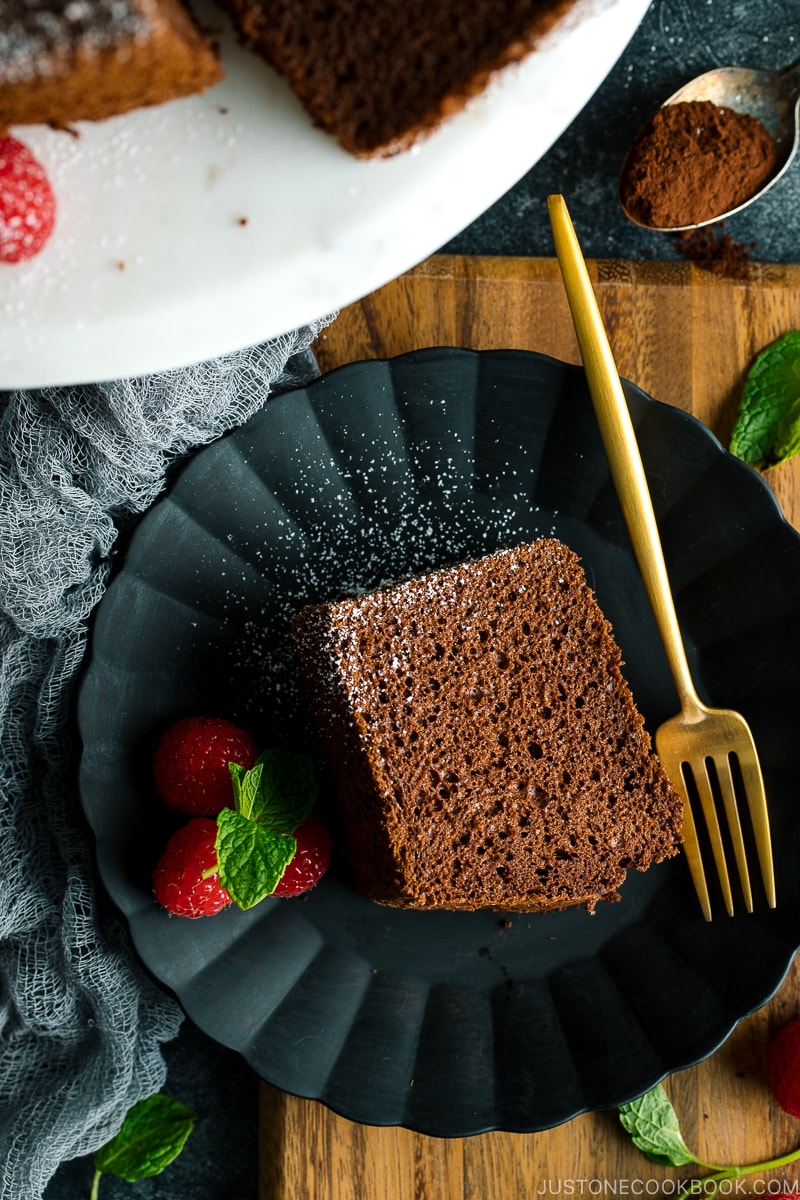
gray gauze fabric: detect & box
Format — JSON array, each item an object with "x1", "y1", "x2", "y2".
[{"x1": 0, "y1": 323, "x2": 331, "y2": 1199}]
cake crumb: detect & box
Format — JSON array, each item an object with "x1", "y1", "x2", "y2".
[{"x1": 292, "y1": 538, "x2": 683, "y2": 913}]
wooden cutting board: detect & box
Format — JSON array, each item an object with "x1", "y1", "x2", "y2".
[{"x1": 259, "y1": 254, "x2": 800, "y2": 1200}]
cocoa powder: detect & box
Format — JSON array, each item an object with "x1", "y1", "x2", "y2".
[
  {"x1": 620, "y1": 99, "x2": 777, "y2": 228},
  {"x1": 671, "y1": 222, "x2": 756, "y2": 279}
]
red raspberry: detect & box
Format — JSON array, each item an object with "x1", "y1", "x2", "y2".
[
  {"x1": 152, "y1": 818, "x2": 231, "y2": 918},
  {"x1": 768, "y1": 1017, "x2": 800, "y2": 1118},
  {"x1": 0, "y1": 135, "x2": 56, "y2": 263},
  {"x1": 273, "y1": 813, "x2": 333, "y2": 898},
  {"x1": 153, "y1": 716, "x2": 258, "y2": 816}
]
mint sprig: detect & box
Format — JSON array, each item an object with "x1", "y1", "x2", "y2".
[
  {"x1": 91, "y1": 1094, "x2": 195, "y2": 1199},
  {"x1": 216, "y1": 749, "x2": 317, "y2": 910},
  {"x1": 730, "y1": 330, "x2": 800, "y2": 470},
  {"x1": 620, "y1": 1084, "x2": 800, "y2": 1196},
  {"x1": 619, "y1": 1083, "x2": 702, "y2": 1167}
]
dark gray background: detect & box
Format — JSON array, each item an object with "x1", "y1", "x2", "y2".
[
  {"x1": 45, "y1": 0, "x2": 798, "y2": 1196},
  {"x1": 446, "y1": 0, "x2": 799, "y2": 263}
]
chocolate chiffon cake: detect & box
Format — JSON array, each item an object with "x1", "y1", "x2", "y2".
[
  {"x1": 292, "y1": 539, "x2": 683, "y2": 913},
  {"x1": 224, "y1": 0, "x2": 578, "y2": 157},
  {"x1": 1, "y1": 0, "x2": 580, "y2": 156},
  {"x1": 0, "y1": 0, "x2": 223, "y2": 129}
]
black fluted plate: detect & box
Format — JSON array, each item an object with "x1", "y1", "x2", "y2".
[{"x1": 78, "y1": 348, "x2": 800, "y2": 1137}]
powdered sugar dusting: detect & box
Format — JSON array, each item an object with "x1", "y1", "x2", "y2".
[
  {"x1": 0, "y1": 0, "x2": 151, "y2": 83},
  {"x1": 222, "y1": 410, "x2": 560, "y2": 745}
]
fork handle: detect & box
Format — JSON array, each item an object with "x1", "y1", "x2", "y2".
[{"x1": 547, "y1": 195, "x2": 702, "y2": 712}]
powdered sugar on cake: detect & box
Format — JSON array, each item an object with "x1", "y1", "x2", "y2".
[{"x1": 0, "y1": 1, "x2": 150, "y2": 83}]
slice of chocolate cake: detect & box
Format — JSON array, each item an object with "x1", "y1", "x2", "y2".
[
  {"x1": 292, "y1": 539, "x2": 683, "y2": 912},
  {"x1": 0, "y1": 0, "x2": 223, "y2": 129},
  {"x1": 224, "y1": 0, "x2": 578, "y2": 157}
]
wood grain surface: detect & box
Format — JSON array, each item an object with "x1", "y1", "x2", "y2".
[{"x1": 259, "y1": 254, "x2": 800, "y2": 1200}]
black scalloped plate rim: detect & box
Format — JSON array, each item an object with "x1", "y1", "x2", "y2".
[{"x1": 77, "y1": 346, "x2": 800, "y2": 1137}]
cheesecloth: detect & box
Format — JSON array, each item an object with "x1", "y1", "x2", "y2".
[{"x1": 0, "y1": 323, "x2": 331, "y2": 1199}]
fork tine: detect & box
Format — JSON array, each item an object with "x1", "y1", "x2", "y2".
[
  {"x1": 656, "y1": 736, "x2": 714, "y2": 920},
  {"x1": 673, "y1": 779, "x2": 713, "y2": 922},
  {"x1": 713, "y1": 754, "x2": 753, "y2": 912},
  {"x1": 692, "y1": 760, "x2": 735, "y2": 917},
  {"x1": 735, "y1": 750, "x2": 776, "y2": 908}
]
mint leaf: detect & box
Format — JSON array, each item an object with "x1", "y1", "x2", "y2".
[
  {"x1": 229, "y1": 758, "x2": 264, "y2": 820},
  {"x1": 216, "y1": 807, "x2": 297, "y2": 908},
  {"x1": 618, "y1": 1084, "x2": 699, "y2": 1167},
  {"x1": 618, "y1": 1083, "x2": 800, "y2": 1189},
  {"x1": 234, "y1": 748, "x2": 317, "y2": 834},
  {"x1": 93, "y1": 1094, "x2": 195, "y2": 1182},
  {"x1": 730, "y1": 330, "x2": 800, "y2": 470},
  {"x1": 774, "y1": 394, "x2": 800, "y2": 464}
]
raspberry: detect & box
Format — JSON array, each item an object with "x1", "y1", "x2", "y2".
[
  {"x1": 153, "y1": 716, "x2": 258, "y2": 816},
  {"x1": 0, "y1": 135, "x2": 56, "y2": 263},
  {"x1": 152, "y1": 818, "x2": 231, "y2": 918},
  {"x1": 768, "y1": 1017, "x2": 800, "y2": 1118},
  {"x1": 273, "y1": 813, "x2": 333, "y2": 898}
]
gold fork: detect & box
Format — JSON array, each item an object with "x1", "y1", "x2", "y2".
[{"x1": 547, "y1": 193, "x2": 776, "y2": 921}]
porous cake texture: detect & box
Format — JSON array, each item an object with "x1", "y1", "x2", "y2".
[
  {"x1": 292, "y1": 539, "x2": 683, "y2": 912},
  {"x1": 224, "y1": 0, "x2": 578, "y2": 157},
  {"x1": 0, "y1": 0, "x2": 223, "y2": 128}
]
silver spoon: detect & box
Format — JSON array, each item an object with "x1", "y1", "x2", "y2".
[{"x1": 620, "y1": 57, "x2": 800, "y2": 232}]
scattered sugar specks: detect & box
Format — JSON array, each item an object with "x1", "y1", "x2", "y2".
[{"x1": 215, "y1": 408, "x2": 560, "y2": 746}]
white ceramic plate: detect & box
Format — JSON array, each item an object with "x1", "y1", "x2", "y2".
[{"x1": 0, "y1": 0, "x2": 650, "y2": 388}]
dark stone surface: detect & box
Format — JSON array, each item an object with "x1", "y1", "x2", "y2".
[{"x1": 445, "y1": 0, "x2": 800, "y2": 263}]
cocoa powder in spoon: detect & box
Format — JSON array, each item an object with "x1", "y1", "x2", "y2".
[{"x1": 620, "y1": 99, "x2": 777, "y2": 228}]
